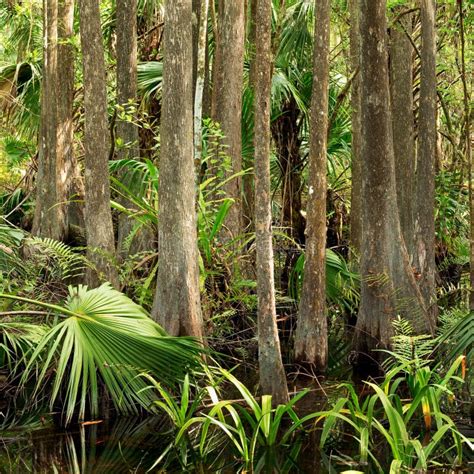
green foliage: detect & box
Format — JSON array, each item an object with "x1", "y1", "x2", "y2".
[
  {"x1": 0, "y1": 222, "x2": 85, "y2": 300},
  {"x1": 438, "y1": 306, "x2": 473, "y2": 366},
  {"x1": 320, "y1": 358, "x2": 468, "y2": 472},
  {"x1": 383, "y1": 316, "x2": 436, "y2": 371},
  {"x1": 172, "y1": 369, "x2": 309, "y2": 470},
  {"x1": 0, "y1": 283, "x2": 203, "y2": 424},
  {"x1": 289, "y1": 248, "x2": 360, "y2": 312}
]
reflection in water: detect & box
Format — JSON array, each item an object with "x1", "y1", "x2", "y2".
[{"x1": 1, "y1": 417, "x2": 170, "y2": 473}]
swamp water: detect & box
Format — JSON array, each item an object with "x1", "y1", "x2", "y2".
[{"x1": 0, "y1": 416, "x2": 324, "y2": 473}]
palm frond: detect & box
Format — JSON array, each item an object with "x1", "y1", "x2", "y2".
[{"x1": 1, "y1": 283, "x2": 203, "y2": 424}]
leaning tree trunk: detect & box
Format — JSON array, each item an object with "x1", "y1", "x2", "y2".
[
  {"x1": 414, "y1": 0, "x2": 438, "y2": 326},
  {"x1": 390, "y1": 9, "x2": 416, "y2": 261},
  {"x1": 293, "y1": 0, "x2": 330, "y2": 371},
  {"x1": 254, "y1": 0, "x2": 288, "y2": 404},
  {"x1": 151, "y1": 0, "x2": 204, "y2": 339},
  {"x1": 33, "y1": 0, "x2": 61, "y2": 240},
  {"x1": 349, "y1": 0, "x2": 362, "y2": 258},
  {"x1": 213, "y1": 0, "x2": 245, "y2": 243},
  {"x1": 355, "y1": 0, "x2": 433, "y2": 375},
  {"x1": 78, "y1": 0, "x2": 119, "y2": 288}
]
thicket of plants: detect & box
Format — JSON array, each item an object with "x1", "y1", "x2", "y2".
[{"x1": 0, "y1": 0, "x2": 472, "y2": 472}]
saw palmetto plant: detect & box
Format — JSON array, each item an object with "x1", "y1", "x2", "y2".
[{"x1": 0, "y1": 283, "x2": 203, "y2": 424}]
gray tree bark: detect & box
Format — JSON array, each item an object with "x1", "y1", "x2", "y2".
[
  {"x1": 194, "y1": 0, "x2": 209, "y2": 164},
  {"x1": 294, "y1": 0, "x2": 330, "y2": 371},
  {"x1": 33, "y1": 0, "x2": 61, "y2": 240},
  {"x1": 349, "y1": 0, "x2": 362, "y2": 258},
  {"x1": 115, "y1": 0, "x2": 142, "y2": 257},
  {"x1": 78, "y1": 0, "x2": 119, "y2": 288},
  {"x1": 254, "y1": 0, "x2": 288, "y2": 404},
  {"x1": 458, "y1": 0, "x2": 473, "y2": 311},
  {"x1": 213, "y1": 0, "x2": 245, "y2": 243},
  {"x1": 57, "y1": 0, "x2": 79, "y2": 240},
  {"x1": 243, "y1": 0, "x2": 258, "y2": 232},
  {"x1": 414, "y1": 0, "x2": 438, "y2": 326},
  {"x1": 355, "y1": 0, "x2": 433, "y2": 373},
  {"x1": 390, "y1": 9, "x2": 416, "y2": 260},
  {"x1": 152, "y1": 0, "x2": 204, "y2": 339}
]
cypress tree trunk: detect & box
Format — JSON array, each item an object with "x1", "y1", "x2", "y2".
[
  {"x1": 254, "y1": 0, "x2": 288, "y2": 404},
  {"x1": 152, "y1": 0, "x2": 204, "y2": 339},
  {"x1": 294, "y1": 0, "x2": 330, "y2": 371},
  {"x1": 414, "y1": 0, "x2": 438, "y2": 325},
  {"x1": 33, "y1": 0, "x2": 60, "y2": 240},
  {"x1": 57, "y1": 0, "x2": 78, "y2": 240},
  {"x1": 213, "y1": 0, "x2": 245, "y2": 242},
  {"x1": 390, "y1": 10, "x2": 416, "y2": 260},
  {"x1": 458, "y1": 0, "x2": 473, "y2": 310},
  {"x1": 355, "y1": 0, "x2": 433, "y2": 374},
  {"x1": 115, "y1": 0, "x2": 142, "y2": 256},
  {"x1": 78, "y1": 0, "x2": 118, "y2": 287},
  {"x1": 242, "y1": 0, "x2": 258, "y2": 232},
  {"x1": 194, "y1": 0, "x2": 209, "y2": 164},
  {"x1": 349, "y1": 0, "x2": 362, "y2": 257}
]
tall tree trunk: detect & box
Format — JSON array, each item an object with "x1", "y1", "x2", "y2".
[
  {"x1": 414, "y1": 0, "x2": 438, "y2": 325},
  {"x1": 152, "y1": 0, "x2": 204, "y2": 339},
  {"x1": 78, "y1": 0, "x2": 119, "y2": 288},
  {"x1": 57, "y1": 0, "x2": 79, "y2": 241},
  {"x1": 349, "y1": 0, "x2": 362, "y2": 257},
  {"x1": 194, "y1": 0, "x2": 209, "y2": 164},
  {"x1": 294, "y1": 0, "x2": 330, "y2": 371},
  {"x1": 33, "y1": 0, "x2": 61, "y2": 239},
  {"x1": 254, "y1": 0, "x2": 288, "y2": 404},
  {"x1": 115, "y1": 0, "x2": 142, "y2": 256},
  {"x1": 458, "y1": 0, "x2": 473, "y2": 310},
  {"x1": 355, "y1": 0, "x2": 433, "y2": 374},
  {"x1": 213, "y1": 0, "x2": 245, "y2": 242},
  {"x1": 390, "y1": 10, "x2": 416, "y2": 260},
  {"x1": 242, "y1": 0, "x2": 258, "y2": 232}
]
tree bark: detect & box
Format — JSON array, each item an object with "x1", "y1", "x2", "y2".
[
  {"x1": 78, "y1": 0, "x2": 119, "y2": 288},
  {"x1": 194, "y1": 0, "x2": 209, "y2": 164},
  {"x1": 389, "y1": 9, "x2": 416, "y2": 260},
  {"x1": 152, "y1": 0, "x2": 204, "y2": 339},
  {"x1": 213, "y1": 0, "x2": 245, "y2": 242},
  {"x1": 349, "y1": 0, "x2": 362, "y2": 258},
  {"x1": 254, "y1": 0, "x2": 288, "y2": 404},
  {"x1": 354, "y1": 0, "x2": 433, "y2": 374},
  {"x1": 33, "y1": 0, "x2": 61, "y2": 240},
  {"x1": 58, "y1": 0, "x2": 80, "y2": 241},
  {"x1": 115, "y1": 0, "x2": 141, "y2": 256},
  {"x1": 243, "y1": 0, "x2": 258, "y2": 232},
  {"x1": 294, "y1": 0, "x2": 330, "y2": 371},
  {"x1": 458, "y1": 0, "x2": 473, "y2": 310},
  {"x1": 414, "y1": 0, "x2": 438, "y2": 326}
]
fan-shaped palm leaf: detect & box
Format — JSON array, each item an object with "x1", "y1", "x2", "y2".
[{"x1": 0, "y1": 283, "x2": 203, "y2": 424}]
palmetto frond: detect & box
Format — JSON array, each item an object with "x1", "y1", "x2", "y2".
[{"x1": 0, "y1": 283, "x2": 203, "y2": 424}]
